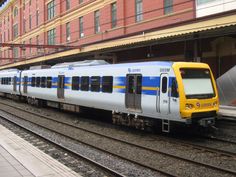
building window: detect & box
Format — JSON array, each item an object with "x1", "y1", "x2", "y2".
[
  {"x1": 22, "y1": 41, "x2": 26, "y2": 56},
  {"x1": 23, "y1": 18, "x2": 26, "y2": 33},
  {"x1": 135, "y1": 0, "x2": 143, "y2": 22},
  {"x1": 36, "y1": 35, "x2": 39, "y2": 45},
  {"x1": 66, "y1": 0, "x2": 70, "y2": 10},
  {"x1": 79, "y1": 16, "x2": 84, "y2": 38},
  {"x1": 36, "y1": 10, "x2": 39, "y2": 26},
  {"x1": 29, "y1": 15, "x2": 32, "y2": 29},
  {"x1": 111, "y1": 3, "x2": 117, "y2": 28},
  {"x1": 47, "y1": 0, "x2": 55, "y2": 20},
  {"x1": 94, "y1": 10, "x2": 100, "y2": 33},
  {"x1": 13, "y1": 24, "x2": 18, "y2": 39},
  {"x1": 36, "y1": 35, "x2": 39, "y2": 53},
  {"x1": 8, "y1": 30, "x2": 10, "y2": 41},
  {"x1": 164, "y1": 0, "x2": 173, "y2": 14},
  {"x1": 66, "y1": 22, "x2": 70, "y2": 42},
  {"x1": 13, "y1": 47, "x2": 18, "y2": 58},
  {"x1": 13, "y1": 7, "x2": 18, "y2": 17},
  {"x1": 47, "y1": 28, "x2": 56, "y2": 45},
  {"x1": 29, "y1": 38, "x2": 32, "y2": 54}
]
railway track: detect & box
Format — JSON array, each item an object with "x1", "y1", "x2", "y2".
[
  {"x1": 0, "y1": 118, "x2": 124, "y2": 177},
  {"x1": 0, "y1": 103, "x2": 172, "y2": 177},
  {"x1": 0, "y1": 116, "x2": 126, "y2": 177},
  {"x1": 0, "y1": 100, "x2": 236, "y2": 176},
  {"x1": 0, "y1": 100, "x2": 236, "y2": 156}
]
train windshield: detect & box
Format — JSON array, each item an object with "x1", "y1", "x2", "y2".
[{"x1": 180, "y1": 68, "x2": 215, "y2": 99}]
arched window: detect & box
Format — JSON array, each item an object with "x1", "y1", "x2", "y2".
[{"x1": 14, "y1": 7, "x2": 18, "y2": 17}]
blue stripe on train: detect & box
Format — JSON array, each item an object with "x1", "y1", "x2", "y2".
[{"x1": 22, "y1": 76, "x2": 177, "y2": 96}]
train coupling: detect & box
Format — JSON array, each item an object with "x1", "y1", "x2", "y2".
[{"x1": 198, "y1": 117, "x2": 215, "y2": 127}]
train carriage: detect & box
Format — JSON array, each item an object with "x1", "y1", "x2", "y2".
[
  {"x1": 0, "y1": 69, "x2": 21, "y2": 98},
  {"x1": 0, "y1": 61, "x2": 219, "y2": 132}
]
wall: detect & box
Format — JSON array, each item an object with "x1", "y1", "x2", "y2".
[{"x1": 0, "y1": 0, "x2": 194, "y2": 65}]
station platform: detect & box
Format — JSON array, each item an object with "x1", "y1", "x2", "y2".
[
  {"x1": 219, "y1": 105, "x2": 236, "y2": 119},
  {"x1": 0, "y1": 124, "x2": 81, "y2": 177}
]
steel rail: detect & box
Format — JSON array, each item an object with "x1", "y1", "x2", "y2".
[
  {"x1": 0, "y1": 102, "x2": 236, "y2": 176},
  {"x1": 0, "y1": 106, "x2": 175, "y2": 177}
]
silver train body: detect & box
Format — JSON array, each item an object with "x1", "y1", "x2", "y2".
[{"x1": 0, "y1": 61, "x2": 219, "y2": 132}]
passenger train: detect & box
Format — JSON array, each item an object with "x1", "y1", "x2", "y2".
[{"x1": 0, "y1": 60, "x2": 219, "y2": 132}]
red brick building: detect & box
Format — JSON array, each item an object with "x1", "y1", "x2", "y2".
[
  {"x1": 0, "y1": 0, "x2": 194, "y2": 64},
  {"x1": 0, "y1": 0, "x2": 236, "y2": 78}
]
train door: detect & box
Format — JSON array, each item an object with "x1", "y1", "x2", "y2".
[
  {"x1": 13, "y1": 76, "x2": 17, "y2": 92},
  {"x1": 125, "y1": 74, "x2": 142, "y2": 111},
  {"x1": 159, "y1": 74, "x2": 169, "y2": 114},
  {"x1": 57, "y1": 75, "x2": 65, "y2": 99},
  {"x1": 23, "y1": 76, "x2": 28, "y2": 93}
]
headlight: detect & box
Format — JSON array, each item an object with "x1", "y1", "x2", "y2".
[
  {"x1": 213, "y1": 101, "x2": 218, "y2": 106},
  {"x1": 185, "y1": 103, "x2": 194, "y2": 109}
]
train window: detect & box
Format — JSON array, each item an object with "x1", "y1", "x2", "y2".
[
  {"x1": 81, "y1": 76, "x2": 89, "y2": 91},
  {"x1": 128, "y1": 76, "x2": 135, "y2": 93},
  {"x1": 41, "y1": 77, "x2": 46, "y2": 88},
  {"x1": 162, "y1": 77, "x2": 167, "y2": 93},
  {"x1": 171, "y1": 78, "x2": 178, "y2": 98},
  {"x1": 8, "y1": 77, "x2": 11, "y2": 85},
  {"x1": 136, "y1": 75, "x2": 142, "y2": 94},
  {"x1": 47, "y1": 77, "x2": 52, "y2": 88},
  {"x1": 23, "y1": 76, "x2": 28, "y2": 85},
  {"x1": 91, "y1": 76, "x2": 100, "y2": 92},
  {"x1": 72, "y1": 76, "x2": 80, "y2": 90},
  {"x1": 102, "y1": 76, "x2": 113, "y2": 93},
  {"x1": 36, "y1": 77, "x2": 40, "y2": 87},
  {"x1": 31, "y1": 77, "x2": 36, "y2": 87}
]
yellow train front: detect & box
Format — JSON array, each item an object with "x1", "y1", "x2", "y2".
[{"x1": 173, "y1": 62, "x2": 219, "y2": 127}]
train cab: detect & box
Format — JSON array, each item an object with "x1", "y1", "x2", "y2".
[{"x1": 173, "y1": 62, "x2": 219, "y2": 127}]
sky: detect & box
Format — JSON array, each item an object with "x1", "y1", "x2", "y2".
[{"x1": 0, "y1": 0, "x2": 10, "y2": 11}]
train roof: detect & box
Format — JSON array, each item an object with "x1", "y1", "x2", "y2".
[
  {"x1": 0, "y1": 68, "x2": 19, "y2": 73},
  {"x1": 22, "y1": 61, "x2": 174, "y2": 73},
  {"x1": 51, "y1": 60, "x2": 109, "y2": 69}
]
